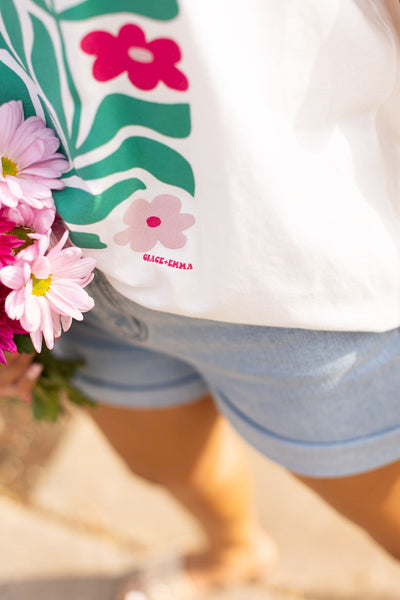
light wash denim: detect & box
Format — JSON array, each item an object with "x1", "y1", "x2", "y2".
[{"x1": 55, "y1": 271, "x2": 400, "y2": 477}]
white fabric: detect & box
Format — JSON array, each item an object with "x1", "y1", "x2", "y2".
[{"x1": 10, "y1": 0, "x2": 400, "y2": 331}]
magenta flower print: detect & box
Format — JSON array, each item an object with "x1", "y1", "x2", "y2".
[
  {"x1": 114, "y1": 194, "x2": 195, "y2": 252},
  {"x1": 81, "y1": 24, "x2": 189, "y2": 91}
]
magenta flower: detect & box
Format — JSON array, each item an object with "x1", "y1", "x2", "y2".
[
  {"x1": 0, "y1": 214, "x2": 21, "y2": 268},
  {"x1": 0, "y1": 204, "x2": 55, "y2": 261},
  {"x1": 0, "y1": 309, "x2": 18, "y2": 364},
  {"x1": 0, "y1": 231, "x2": 96, "y2": 352},
  {"x1": 114, "y1": 194, "x2": 195, "y2": 252},
  {"x1": 0, "y1": 101, "x2": 69, "y2": 209},
  {"x1": 0, "y1": 285, "x2": 25, "y2": 365},
  {"x1": 81, "y1": 24, "x2": 189, "y2": 91},
  {"x1": 0, "y1": 320, "x2": 17, "y2": 364}
]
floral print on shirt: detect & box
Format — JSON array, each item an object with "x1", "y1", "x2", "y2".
[
  {"x1": 81, "y1": 24, "x2": 189, "y2": 91},
  {"x1": 114, "y1": 194, "x2": 195, "y2": 252}
]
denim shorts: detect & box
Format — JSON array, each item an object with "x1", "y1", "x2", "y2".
[{"x1": 54, "y1": 272, "x2": 400, "y2": 478}]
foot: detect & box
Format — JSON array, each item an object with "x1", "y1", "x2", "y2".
[
  {"x1": 186, "y1": 531, "x2": 279, "y2": 591},
  {"x1": 116, "y1": 533, "x2": 278, "y2": 599}
]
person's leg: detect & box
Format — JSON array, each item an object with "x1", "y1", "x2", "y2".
[
  {"x1": 87, "y1": 393, "x2": 278, "y2": 588},
  {"x1": 297, "y1": 460, "x2": 400, "y2": 560}
]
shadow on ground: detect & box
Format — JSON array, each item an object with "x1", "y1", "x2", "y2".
[
  {"x1": 0, "y1": 575, "x2": 118, "y2": 600},
  {"x1": 0, "y1": 576, "x2": 399, "y2": 600},
  {"x1": 299, "y1": 593, "x2": 399, "y2": 600}
]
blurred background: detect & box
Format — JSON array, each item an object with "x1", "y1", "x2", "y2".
[{"x1": 1, "y1": 400, "x2": 400, "y2": 600}]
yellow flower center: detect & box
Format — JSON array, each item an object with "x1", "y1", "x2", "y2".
[
  {"x1": 31, "y1": 274, "x2": 52, "y2": 296},
  {"x1": 1, "y1": 156, "x2": 18, "y2": 177}
]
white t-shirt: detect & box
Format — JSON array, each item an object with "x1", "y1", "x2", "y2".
[{"x1": 2, "y1": 0, "x2": 400, "y2": 331}]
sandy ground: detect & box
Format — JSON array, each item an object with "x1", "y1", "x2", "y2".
[{"x1": 1, "y1": 401, "x2": 400, "y2": 600}]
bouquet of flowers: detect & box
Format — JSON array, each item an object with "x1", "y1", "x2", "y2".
[{"x1": 0, "y1": 100, "x2": 96, "y2": 420}]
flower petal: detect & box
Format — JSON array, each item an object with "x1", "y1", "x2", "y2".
[
  {"x1": 30, "y1": 328, "x2": 42, "y2": 353},
  {"x1": 0, "y1": 265, "x2": 27, "y2": 289},
  {"x1": 37, "y1": 295, "x2": 55, "y2": 350},
  {"x1": 0, "y1": 100, "x2": 24, "y2": 152}
]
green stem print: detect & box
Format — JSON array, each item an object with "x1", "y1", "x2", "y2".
[
  {"x1": 0, "y1": 2, "x2": 28, "y2": 69},
  {"x1": 59, "y1": 0, "x2": 179, "y2": 21}
]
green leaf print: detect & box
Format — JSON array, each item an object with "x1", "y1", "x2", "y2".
[
  {"x1": 78, "y1": 95, "x2": 191, "y2": 155},
  {"x1": 53, "y1": 177, "x2": 146, "y2": 224},
  {"x1": 0, "y1": 3, "x2": 27, "y2": 68},
  {"x1": 30, "y1": 14, "x2": 67, "y2": 136},
  {"x1": 68, "y1": 231, "x2": 107, "y2": 249},
  {"x1": 0, "y1": 61, "x2": 35, "y2": 116},
  {"x1": 58, "y1": 0, "x2": 178, "y2": 21},
  {"x1": 30, "y1": 0, "x2": 51, "y2": 11},
  {"x1": 77, "y1": 137, "x2": 195, "y2": 196}
]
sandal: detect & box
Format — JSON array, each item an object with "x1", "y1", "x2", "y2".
[
  {"x1": 116, "y1": 535, "x2": 278, "y2": 600},
  {"x1": 116, "y1": 553, "x2": 201, "y2": 600}
]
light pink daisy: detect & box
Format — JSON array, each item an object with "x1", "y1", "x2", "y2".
[
  {"x1": 114, "y1": 194, "x2": 195, "y2": 252},
  {"x1": 0, "y1": 100, "x2": 69, "y2": 209},
  {"x1": 0, "y1": 231, "x2": 96, "y2": 352}
]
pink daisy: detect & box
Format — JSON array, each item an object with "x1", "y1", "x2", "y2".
[
  {"x1": 0, "y1": 231, "x2": 96, "y2": 352},
  {"x1": 0, "y1": 100, "x2": 69, "y2": 209}
]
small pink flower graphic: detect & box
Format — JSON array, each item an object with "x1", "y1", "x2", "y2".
[
  {"x1": 81, "y1": 24, "x2": 189, "y2": 91},
  {"x1": 114, "y1": 194, "x2": 195, "y2": 252}
]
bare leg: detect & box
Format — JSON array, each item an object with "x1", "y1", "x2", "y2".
[
  {"x1": 87, "y1": 394, "x2": 277, "y2": 588},
  {"x1": 297, "y1": 459, "x2": 400, "y2": 561}
]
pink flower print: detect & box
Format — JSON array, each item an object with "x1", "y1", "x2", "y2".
[
  {"x1": 81, "y1": 24, "x2": 189, "y2": 92},
  {"x1": 114, "y1": 195, "x2": 195, "y2": 252}
]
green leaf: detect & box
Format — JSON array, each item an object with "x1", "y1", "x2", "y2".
[
  {"x1": 59, "y1": 0, "x2": 178, "y2": 21},
  {"x1": 0, "y1": 2, "x2": 27, "y2": 68},
  {"x1": 14, "y1": 335, "x2": 35, "y2": 355},
  {"x1": 29, "y1": 347, "x2": 96, "y2": 421},
  {"x1": 30, "y1": 14, "x2": 67, "y2": 136},
  {"x1": 32, "y1": 385, "x2": 63, "y2": 422},
  {"x1": 65, "y1": 383, "x2": 96, "y2": 407},
  {"x1": 78, "y1": 95, "x2": 191, "y2": 155},
  {"x1": 53, "y1": 177, "x2": 146, "y2": 224},
  {"x1": 36, "y1": 347, "x2": 82, "y2": 379},
  {"x1": 76, "y1": 137, "x2": 195, "y2": 196}
]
